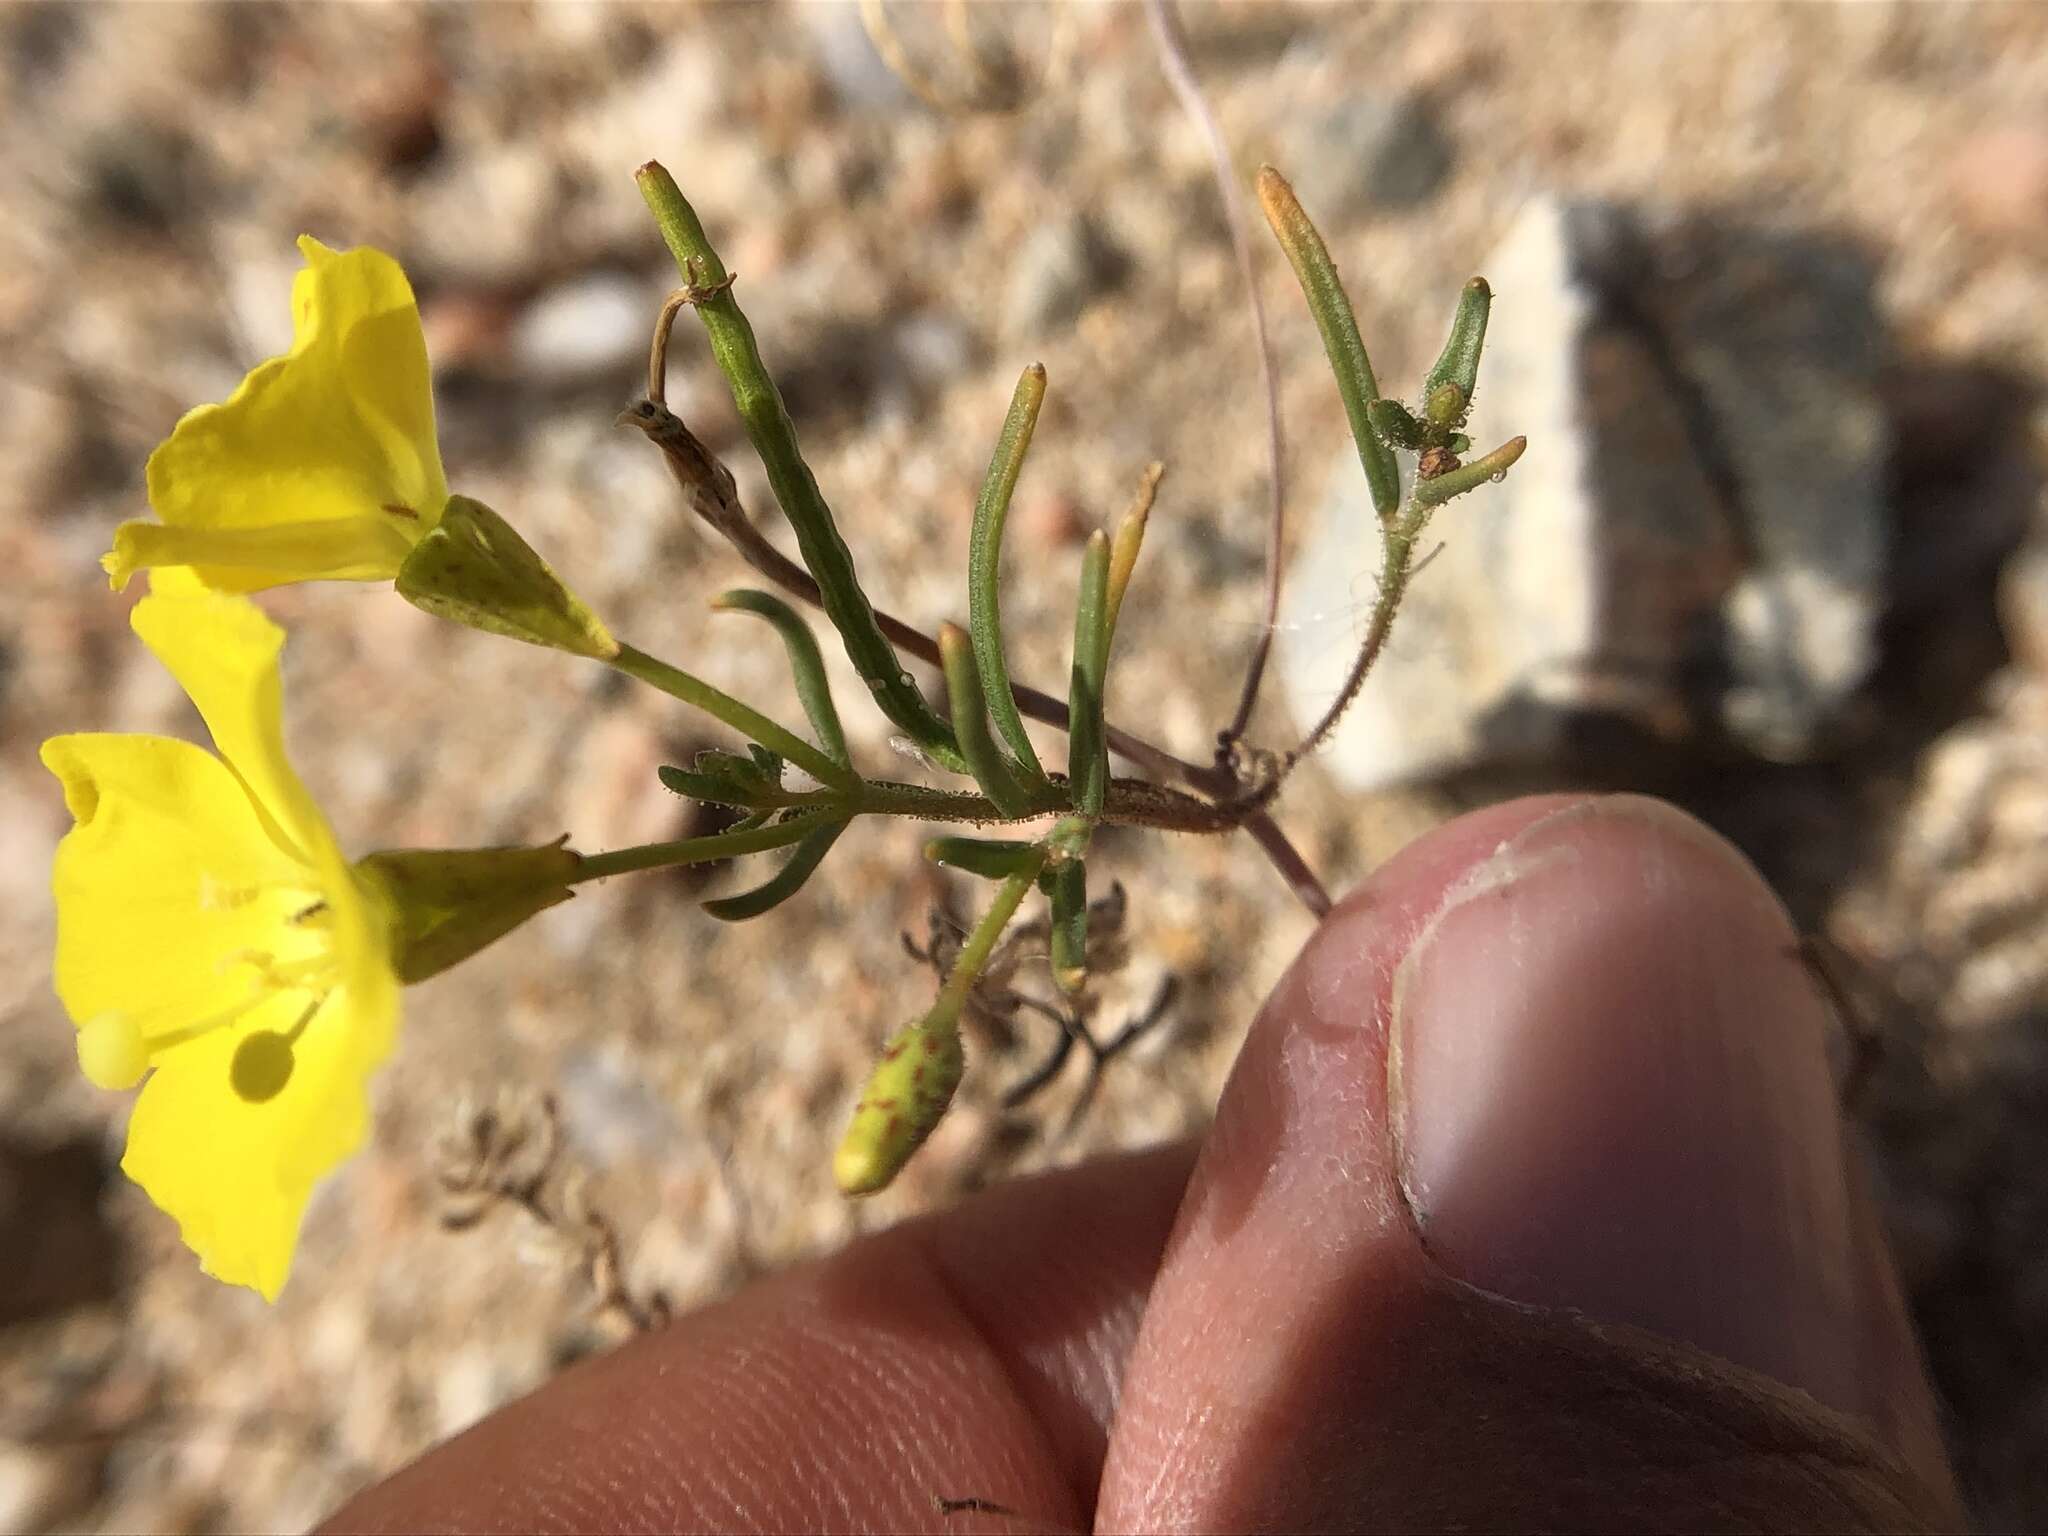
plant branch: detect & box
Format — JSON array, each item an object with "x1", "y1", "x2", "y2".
[
  {"x1": 621, "y1": 398, "x2": 1331, "y2": 914},
  {"x1": 637, "y1": 163, "x2": 959, "y2": 763},
  {"x1": 608, "y1": 642, "x2": 859, "y2": 792}
]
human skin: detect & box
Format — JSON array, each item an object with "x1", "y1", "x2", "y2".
[{"x1": 327, "y1": 795, "x2": 1962, "y2": 1533}]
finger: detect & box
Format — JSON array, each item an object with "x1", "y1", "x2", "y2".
[
  {"x1": 326, "y1": 1142, "x2": 1196, "y2": 1535},
  {"x1": 1100, "y1": 794, "x2": 1960, "y2": 1532}
]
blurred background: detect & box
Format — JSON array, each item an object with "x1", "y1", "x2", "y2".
[{"x1": 2, "y1": 1, "x2": 2045, "y2": 1527}]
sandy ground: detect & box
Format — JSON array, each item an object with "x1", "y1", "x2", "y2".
[{"x1": 1, "y1": 3, "x2": 2044, "y2": 1528}]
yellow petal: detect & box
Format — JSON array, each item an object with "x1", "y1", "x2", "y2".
[
  {"x1": 41, "y1": 733, "x2": 315, "y2": 1031},
  {"x1": 121, "y1": 957, "x2": 399, "y2": 1300},
  {"x1": 105, "y1": 516, "x2": 418, "y2": 595},
  {"x1": 135, "y1": 238, "x2": 447, "y2": 591},
  {"x1": 128, "y1": 582, "x2": 333, "y2": 867}
]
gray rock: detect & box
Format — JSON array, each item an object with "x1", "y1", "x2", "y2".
[
  {"x1": 1279, "y1": 93, "x2": 1454, "y2": 221},
  {"x1": 1278, "y1": 195, "x2": 1890, "y2": 789},
  {"x1": 1004, "y1": 215, "x2": 1128, "y2": 339},
  {"x1": 804, "y1": 4, "x2": 911, "y2": 111},
  {"x1": 510, "y1": 270, "x2": 661, "y2": 382}
]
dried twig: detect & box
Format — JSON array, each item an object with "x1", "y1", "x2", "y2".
[{"x1": 435, "y1": 1092, "x2": 671, "y2": 1333}]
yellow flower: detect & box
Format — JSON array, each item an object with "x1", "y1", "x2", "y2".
[
  {"x1": 42, "y1": 569, "x2": 399, "y2": 1299},
  {"x1": 105, "y1": 237, "x2": 448, "y2": 593}
]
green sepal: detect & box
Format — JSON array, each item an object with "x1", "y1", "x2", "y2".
[
  {"x1": 703, "y1": 817, "x2": 847, "y2": 921},
  {"x1": 397, "y1": 496, "x2": 618, "y2": 659},
  {"x1": 355, "y1": 840, "x2": 581, "y2": 985}
]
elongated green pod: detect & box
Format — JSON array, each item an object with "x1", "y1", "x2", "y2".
[
  {"x1": 703, "y1": 817, "x2": 847, "y2": 921},
  {"x1": 1044, "y1": 856, "x2": 1087, "y2": 995},
  {"x1": 968, "y1": 365, "x2": 1052, "y2": 788},
  {"x1": 938, "y1": 623, "x2": 1032, "y2": 819},
  {"x1": 1067, "y1": 531, "x2": 1111, "y2": 818},
  {"x1": 636, "y1": 162, "x2": 959, "y2": 763},
  {"x1": 711, "y1": 588, "x2": 849, "y2": 768},
  {"x1": 1256, "y1": 167, "x2": 1401, "y2": 521},
  {"x1": 1422, "y1": 278, "x2": 1492, "y2": 416},
  {"x1": 1413, "y1": 436, "x2": 1528, "y2": 509},
  {"x1": 835, "y1": 856, "x2": 1043, "y2": 1195},
  {"x1": 925, "y1": 835, "x2": 1045, "y2": 880}
]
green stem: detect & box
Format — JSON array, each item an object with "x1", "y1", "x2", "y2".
[
  {"x1": 610, "y1": 642, "x2": 860, "y2": 792},
  {"x1": 573, "y1": 814, "x2": 828, "y2": 883},
  {"x1": 932, "y1": 854, "x2": 1047, "y2": 1029},
  {"x1": 636, "y1": 161, "x2": 959, "y2": 764}
]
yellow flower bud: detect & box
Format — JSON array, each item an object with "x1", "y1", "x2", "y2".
[{"x1": 833, "y1": 1015, "x2": 965, "y2": 1196}]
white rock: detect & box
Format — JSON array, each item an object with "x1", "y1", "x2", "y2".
[
  {"x1": 1279, "y1": 195, "x2": 1889, "y2": 788},
  {"x1": 511, "y1": 271, "x2": 662, "y2": 382}
]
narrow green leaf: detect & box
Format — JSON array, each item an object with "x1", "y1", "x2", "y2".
[
  {"x1": 939, "y1": 623, "x2": 1033, "y2": 819},
  {"x1": 1067, "y1": 530, "x2": 1111, "y2": 818},
  {"x1": 711, "y1": 588, "x2": 850, "y2": 767},
  {"x1": 1256, "y1": 166, "x2": 1402, "y2": 521},
  {"x1": 657, "y1": 764, "x2": 764, "y2": 807},
  {"x1": 1043, "y1": 857, "x2": 1087, "y2": 995},
  {"x1": 703, "y1": 817, "x2": 848, "y2": 921},
  {"x1": 1422, "y1": 277, "x2": 1492, "y2": 415},
  {"x1": 1104, "y1": 461, "x2": 1161, "y2": 647},
  {"x1": 636, "y1": 162, "x2": 960, "y2": 765},
  {"x1": 925, "y1": 835, "x2": 1045, "y2": 879},
  {"x1": 611, "y1": 642, "x2": 859, "y2": 792},
  {"x1": 1413, "y1": 436, "x2": 1528, "y2": 508},
  {"x1": 968, "y1": 365, "x2": 1051, "y2": 788}
]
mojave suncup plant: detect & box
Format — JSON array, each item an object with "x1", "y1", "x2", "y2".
[{"x1": 44, "y1": 157, "x2": 1522, "y2": 1299}]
